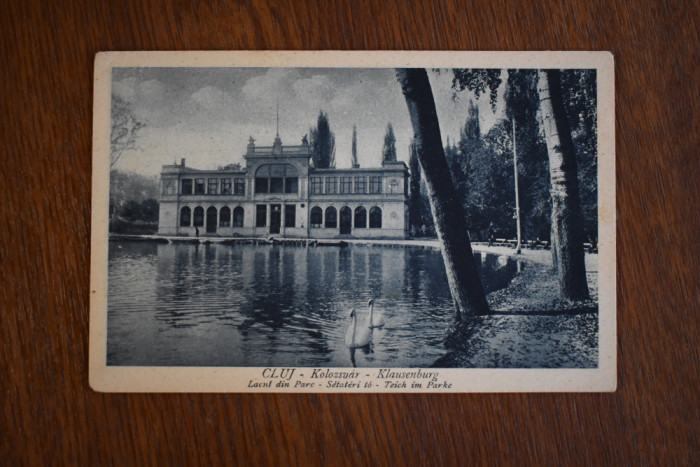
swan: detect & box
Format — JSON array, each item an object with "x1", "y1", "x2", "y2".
[
  {"x1": 368, "y1": 298, "x2": 385, "y2": 328},
  {"x1": 345, "y1": 309, "x2": 371, "y2": 348}
]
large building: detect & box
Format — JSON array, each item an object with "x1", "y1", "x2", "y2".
[{"x1": 158, "y1": 134, "x2": 409, "y2": 239}]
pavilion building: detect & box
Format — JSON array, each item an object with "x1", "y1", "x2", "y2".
[{"x1": 158, "y1": 135, "x2": 409, "y2": 239}]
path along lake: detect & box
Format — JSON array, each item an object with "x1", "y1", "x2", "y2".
[{"x1": 107, "y1": 241, "x2": 598, "y2": 368}]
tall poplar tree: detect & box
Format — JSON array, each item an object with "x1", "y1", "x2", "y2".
[
  {"x1": 382, "y1": 123, "x2": 397, "y2": 162},
  {"x1": 309, "y1": 111, "x2": 336, "y2": 168},
  {"x1": 408, "y1": 140, "x2": 423, "y2": 233},
  {"x1": 351, "y1": 125, "x2": 359, "y2": 168}
]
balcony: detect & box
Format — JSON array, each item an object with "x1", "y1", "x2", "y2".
[{"x1": 247, "y1": 145, "x2": 311, "y2": 156}]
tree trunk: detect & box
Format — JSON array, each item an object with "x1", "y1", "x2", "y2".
[
  {"x1": 512, "y1": 115, "x2": 522, "y2": 254},
  {"x1": 396, "y1": 68, "x2": 490, "y2": 316},
  {"x1": 537, "y1": 69, "x2": 590, "y2": 301}
]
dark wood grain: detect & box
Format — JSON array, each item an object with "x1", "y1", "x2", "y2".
[{"x1": 1, "y1": 0, "x2": 697, "y2": 465}]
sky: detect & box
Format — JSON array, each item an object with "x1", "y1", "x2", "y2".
[{"x1": 111, "y1": 67, "x2": 508, "y2": 175}]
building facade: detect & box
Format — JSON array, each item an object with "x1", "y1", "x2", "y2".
[{"x1": 158, "y1": 135, "x2": 409, "y2": 239}]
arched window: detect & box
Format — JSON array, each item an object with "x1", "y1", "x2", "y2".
[
  {"x1": 369, "y1": 207, "x2": 382, "y2": 228},
  {"x1": 354, "y1": 206, "x2": 367, "y2": 228},
  {"x1": 310, "y1": 207, "x2": 323, "y2": 228},
  {"x1": 254, "y1": 164, "x2": 299, "y2": 194},
  {"x1": 325, "y1": 206, "x2": 337, "y2": 228},
  {"x1": 180, "y1": 206, "x2": 191, "y2": 226},
  {"x1": 233, "y1": 206, "x2": 244, "y2": 227},
  {"x1": 219, "y1": 206, "x2": 231, "y2": 227},
  {"x1": 193, "y1": 206, "x2": 204, "y2": 227}
]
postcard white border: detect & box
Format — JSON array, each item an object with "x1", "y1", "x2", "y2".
[{"x1": 90, "y1": 51, "x2": 615, "y2": 392}]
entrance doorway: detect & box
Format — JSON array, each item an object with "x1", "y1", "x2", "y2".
[
  {"x1": 206, "y1": 206, "x2": 217, "y2": 233},
  {"x1": 339, "y1": 206, "x2": 352, "y2": 235},
  {"x1": 270, "y1": 204, "x2": 281, "y2": 234}
]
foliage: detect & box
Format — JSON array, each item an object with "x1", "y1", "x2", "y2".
[
  {"x1": 382, "y1": 123, "x2": 397, "y2": 162},
  {"x1": 448, "y1": 116, "x2": 517, "y2": 241},
  {"x1": 309, "y1": 111, "x2": 336, "y2": 168},
  {"x1": 505, "y1": 70, "x2": 552, "y2": 241},
  {"x1": 120, "y1": 199, "x2": 159, "y2": 222},
  {"x1": 561, "y1": 69, "x2": 598, "y2": 243},
  {"x1": 110, "y1": 94, "x2": 145, "y2": 167},
  {"x1": 448, "y1": 68, "x2": 597, "y2": 243},
  {"x1": 408, "y1": 140, "x2": 434, "y2": 236},
  {"x1": 109, "y1": 169, "x2": 159, "y2": 233},
  {"x1": 451, "y1": 69, "x2": 502, "y2": 111}
]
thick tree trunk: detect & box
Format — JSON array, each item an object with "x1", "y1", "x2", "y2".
[
  {"x1": 537, "y1": 69, "x2": 590, "y2": 301},
  {"x1": 396, "y1": 68, "x2": 490, "y2": 316}
]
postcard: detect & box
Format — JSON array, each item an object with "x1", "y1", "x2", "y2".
[{"x1": 90, "y1": 51, "x2": 615, "y2": 392}]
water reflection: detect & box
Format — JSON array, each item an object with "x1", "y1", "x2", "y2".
[{"x1": 107, "y1": 241, "x2": 521, "y2": 368}]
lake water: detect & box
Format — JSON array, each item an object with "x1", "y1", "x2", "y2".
[{"x1": 106, "y1": 241, "x2": 526, "y2": 368}]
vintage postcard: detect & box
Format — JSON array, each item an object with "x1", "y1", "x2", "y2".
[{"x1": 90, "y1": 51, "x2": 615, "y2": 392}]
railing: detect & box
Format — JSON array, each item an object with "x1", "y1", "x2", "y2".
[
  {"x1": 250, "y1": 145, "x2": 310, "y2": 154},
  {"x1": 281, "y1": 145, "x2": 309, "y2": 153}
]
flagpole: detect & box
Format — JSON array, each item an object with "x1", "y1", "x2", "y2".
[{"x1": 513, "y1": 115, "x2": 522, "y2": 254}]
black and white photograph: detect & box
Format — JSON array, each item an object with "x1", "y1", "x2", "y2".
[{"x1": 90, "y1": 51, "x2": 615, "y2": 392}]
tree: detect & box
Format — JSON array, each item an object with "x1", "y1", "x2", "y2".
[
  {"x1": 110, "y1": 94, "x2": 145, "y2": 167},
  {"x1": 408, "y1": 140, "x2": 436, "y2": 237},
  {"x1": 453, "y1": 70, "x2": 547, "y2": 242},
  {"x1": 455, "y1": 102, "x2": 488, "y2": 238},
  {"x1": 382, "y1": 123, "x2": 397, "y2": 162},
  {"x1": 560, "y1": 69, "x2": 598, "y2": 245},
  {"x1": 109, "y1": 169, "x2": 160, "y2": 231},
  {"x1": 537, "y1": 69, "x2": 590, "y2": 300},
  {"x1": 451, "y1": 69, "x2": 502, "y2": 111},
  {"x1": 511, "y1": 115, "x2": 522, "y2": 253},
  {"x1": 396, "y1": 68, "x2": 490, "y2": 317},
  {"x1": 446, "y1": 102, "x2": 517, "y2": 242},
  {"x1": 444, "y1": 136, "x2": 467, "y2": 216},
  {"x1": 504, "y1": 70, "x2": 551, "y2": 243},
  {"x1": 452, "y1": 68, "x2": 591, "y2": 300},
  {"x1": 408, "y1": 140, "x2": 421, "y2": 233},
  {"x1": 309, "y1": 111, "x2": 336, "y2": 168},
  {"x1": 351, "y1": 125, "x2": 359, "y2": 168},
  {"x1": 455, "y1": 118, "x2": 516, "y2": 241}
]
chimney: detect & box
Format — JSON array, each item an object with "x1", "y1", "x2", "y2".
[{"x1": 180, "y1": 158, "x2": 186, "y2": 167}]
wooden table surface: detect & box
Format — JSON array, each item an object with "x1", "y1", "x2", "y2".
[{"x1": 2, "y1": 1, "x2": 697, "y2": 465}]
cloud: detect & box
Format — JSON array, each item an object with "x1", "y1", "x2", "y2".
[
  {"x1": 116, "y1": 122, "x2": 268, "y2": 175},
  {"x1": 241, "y1": 68, "x2": 297, "y2": 103},
  {"x1": 113, "y1": 78, "x2": 165, "y2": 104},
  {"x1": 292, "y1": 74, "x2": 335, "y2": 104},
  {"x1": 138, "y1": 79, "x2": 166, "y2": 100},
  {"x1": 112, "y1": 78, "x2": 170, "y2": 127},
  {"x1": 190, "y1": 86, "x2": 236, "y2": 111},
  {"x1": 112, "y1": 77, "x2": 138, "y2": 101},
  {"x1": 110, "y1": 67, "x2": 509, "y2": 175}
]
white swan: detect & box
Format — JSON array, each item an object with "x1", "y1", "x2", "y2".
[
  {"x1": 345, "y1": 309, "x2": 371, "y2": 348},
  {"x1": 368, "y1": 298, "x2": 385, "y2": 328}
]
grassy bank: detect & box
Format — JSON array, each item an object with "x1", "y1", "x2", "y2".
[{"x1": 435, "y1": 261, "x2": 599, "y2": 368}]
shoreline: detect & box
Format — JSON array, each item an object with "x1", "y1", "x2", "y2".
[{"x1": 108, "y1": 233, "x2": 598, "y2": 270}]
